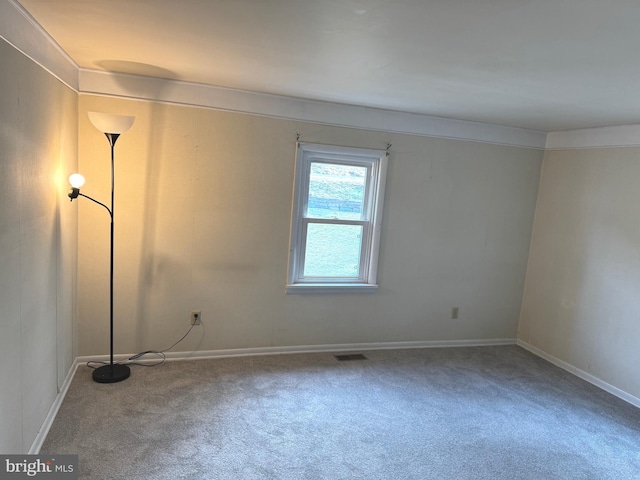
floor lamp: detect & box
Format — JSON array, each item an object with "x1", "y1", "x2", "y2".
[{"x1": 68, "y1": 112, "x2": 135, "y2": 383}]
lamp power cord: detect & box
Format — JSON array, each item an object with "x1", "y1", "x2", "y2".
[{"x1": 86, "y1": 322, "x2": 198, "y2": 370}]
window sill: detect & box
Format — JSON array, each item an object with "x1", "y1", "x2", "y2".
[{"x1": 286, "y1": 283, "x2": 379, "y2": 294}]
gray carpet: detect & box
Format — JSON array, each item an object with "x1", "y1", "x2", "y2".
[{"x1": 41, "y1": 346, "x2": 640, "y2": 479}]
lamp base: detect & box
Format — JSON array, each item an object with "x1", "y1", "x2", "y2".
[{"x1": 92, "y1": 364, "x2": 131, "y2": 383}]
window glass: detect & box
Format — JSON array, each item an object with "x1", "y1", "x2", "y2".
[
  {"x1": 303, "y1": 223, "x2": 363, "y2": 277},
  {"x1": 307, "y1": 162, "x2": 367, "y2": 221}
]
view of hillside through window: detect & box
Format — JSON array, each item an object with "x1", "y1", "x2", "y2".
[{"x1": 304, "y1": 162, "x2": 367, "y2": 277}]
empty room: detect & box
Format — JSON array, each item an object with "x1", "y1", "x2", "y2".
[{"x1": 1, "y1": 0, "x2": 639, "y2": 478}]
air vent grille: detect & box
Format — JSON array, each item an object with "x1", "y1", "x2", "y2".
[{"x1": 334, "y1": 353, "x2": 368, "y2": 361}]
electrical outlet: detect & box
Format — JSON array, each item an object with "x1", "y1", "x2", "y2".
[
  {"x1": 190, "y1": 310, "x2": 201, "y2": 325},
  {"x1": 451, "y1": 307, "x2": 459, "y2": 320}
]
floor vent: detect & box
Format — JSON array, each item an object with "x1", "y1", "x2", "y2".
[{"x1": 334, "y1": 353, "x2": 368, "y2": 361}]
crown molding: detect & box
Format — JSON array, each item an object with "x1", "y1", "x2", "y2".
[
  {"x1": 2, "y1": 0, "x2": 545, "y2": 149},
  {"x1": 1, "y1": 0, "x2": 78, "y2": 90},
  {"x1": 546, "y1": 124, "x2": 640, "y2": 150},
  {"x1": 78, "y1": 69, "x2": 546, "y2": 149},
  {"x1": 2, "y1": 0, "x2": 544, "y2": 149},
  {"x1": 8, "y1": 0, "x2": 640, "y2": 151}
]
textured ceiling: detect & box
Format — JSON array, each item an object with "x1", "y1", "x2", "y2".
[{"x1": 17, "y1": 0, "x2": 640, "y2": 132}]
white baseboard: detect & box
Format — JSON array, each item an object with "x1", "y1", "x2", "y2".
[
  {"x1": 34, "y1": 338, "x2": 639, "y2": 454},
  {"x1": 516, "y1": 339, "x2": 640, "y2": 409},
  {"x1": 76, "y1": 338, "x2": 517, "y2": 365},
  {"x1": 34, "y1": 338, "x2": 515, "y2": 452},
  {"x1": 29, "y1": 360, "x2": 80, "y2": 454}
]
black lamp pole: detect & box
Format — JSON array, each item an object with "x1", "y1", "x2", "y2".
[
  {"x1": 92, "y1": 132, "x2": 130, "y2": 383},
  {"x1": 69, "y1": 132, "x2": 130, "y2": 383}
]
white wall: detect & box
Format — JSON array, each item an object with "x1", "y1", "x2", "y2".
[
  {"x1": 4, "y1": 0, "x2": 640, "y2": 453},
  {"x1": 0, "y1": 38, "x2": 77, "y2": 453},
  {"x1": 520, "y1": 147, "x2": 640, "y2": 399},
  {"x1": 76, "y1": 95, "x2": 542, "y2": 357}
]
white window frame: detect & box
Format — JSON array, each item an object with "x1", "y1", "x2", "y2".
[{"x1": 286, "y1": 142, "x2": 388, "y2": 294}]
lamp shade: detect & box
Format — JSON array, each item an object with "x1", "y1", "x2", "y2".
[
  {"x1": 88, "y1": 112, "x2": 135, "y2": 134},
  {"x1": 69, "y1": 173, "x2": 85, "y2": 188}
]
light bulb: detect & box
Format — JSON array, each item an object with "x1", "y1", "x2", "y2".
[{"x1": 69, "y1": 173, "x2": 85, "y2": 189}]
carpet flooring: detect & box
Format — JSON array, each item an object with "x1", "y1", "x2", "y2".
[{"x1": 41, "y1": 346, "x2": 640, "y2": 479}]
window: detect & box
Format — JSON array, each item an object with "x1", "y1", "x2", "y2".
[{"x1": 287, "y1": 143, "x2": 388, "y2": 293}]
